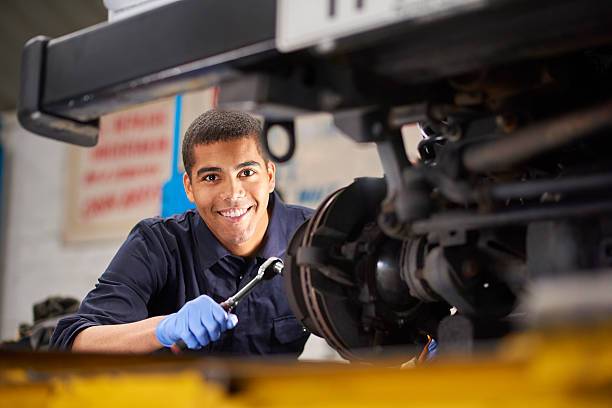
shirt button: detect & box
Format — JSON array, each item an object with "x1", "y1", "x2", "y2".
[{"x1": 239, "y1": 275, "x2": 243, "y2": 280}]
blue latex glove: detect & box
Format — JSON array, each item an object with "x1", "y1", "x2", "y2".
[{"x1": 155, "y1": 295, "x2": 238, "y2": 349}]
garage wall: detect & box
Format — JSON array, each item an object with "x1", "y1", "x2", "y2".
[{"x1": 0, "y1": 113, "x2": 123, "y2": 340}]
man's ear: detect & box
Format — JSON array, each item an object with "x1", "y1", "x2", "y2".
[
  {"x1": 183, "y1": 172, "x2": 196, "y2": 203},
  {"x1": 267, "y1": 161, "x2": 276, "y2": 193}
]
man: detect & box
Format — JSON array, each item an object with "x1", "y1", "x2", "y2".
[{"x1": 51, "y1": 110, "x2": 313, "y2": 355}]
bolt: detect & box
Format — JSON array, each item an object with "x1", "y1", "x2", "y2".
[{"x1": 461, "y1": 258, "x2": 479, "y2": 279}]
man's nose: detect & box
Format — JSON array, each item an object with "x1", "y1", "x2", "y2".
[{"x1": 221, "y1": 177, "x2": 245, "y2": 199}]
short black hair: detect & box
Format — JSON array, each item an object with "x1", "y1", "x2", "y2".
[{"x1": 182, "y1": 109, "x2": 264, "y2": 178}]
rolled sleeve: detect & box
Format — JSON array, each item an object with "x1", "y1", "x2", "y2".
[{"x1": 50, "y1": 223, "x2": 166, "y2": 350}]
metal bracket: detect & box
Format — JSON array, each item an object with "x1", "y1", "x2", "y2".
[
  {"x1": 261, "y1": 120, "x2": 296, "y2": 163},
  {"x1": 218, "y1": 74, "x2": 319, "y2": 121},
  {"x1": 17, "y1": 36, "x2": 98, "y2": 146}
]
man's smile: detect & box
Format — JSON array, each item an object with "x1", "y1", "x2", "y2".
[{"x1": 217, "y1": 205, "x2": 254, "y2": 222}]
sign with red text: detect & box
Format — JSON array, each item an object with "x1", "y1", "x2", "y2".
[{"x1": 65, "y1": 98, "x2": 175, "y2": 242}]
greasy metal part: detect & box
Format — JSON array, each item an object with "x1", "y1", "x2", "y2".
[
  {"x1": 285, "y1": 178, "x2": 460, "y2": 360},
  {"x1": 298, "y1": 188, "x2": 356, "y2": 359},
  {"x1": 332, "y1": 107, "x2": 385, "y2": 143},
  {"x1": 376, "y1": 134, "x2": 410, "y2": 196},
  {"x1": 283, "y1": 222, "x2": 321, "y2": 336},
  {"x1": 296, "y1": 246, "x2": 355, "y2": 287},
  {"x1": 488, "y1": 172, "x2": 612, "y2": 201},
  {"x1": 333, "y1": 107, "x2": 426, "y2": 239},
  {"x1": 374, "y1": 239, "x2": 415, "y2": 309},
  {"x1": 361, "y1": 0, "x2": 612, "y2": 85},
  {"x1": 402, "y1": 223, "x2": 526, "y2": 311},
  {"x1": 286, "y1": 173, "x2": 525, "y2": 349},
  {"x1": 217, "y1": 74, "x2": 319, "y2": 121},
  {"x1": 424, "y1": 243, "x2": 518, "y2": 318},
  {"x1": 376, "y1": 129, "x2": 429, "y2": 239},
  {"x1": 463, "y1": 100, "x2": 612, "y2": 172},
  {"x1": 527, "y1": 219, "x2": 611, "y2": 278},
  {"x1": 400, "y1": 238, "x2": 439, "y2": 303},
  {"x1": 286, "y1": 178, "x2": 434, "y2": 359},
  {"x1": 476, "y1": 229, "x2": 528, "y2": 294},
  {"x1": 386, "y1": 168, "x2": 432, "y2": 233},
  {"x1": 417, "y1": 136, "x2": 446, "y2": 163},
  {"x1": 388, "y1": 104, "x2": 428, "y2": 129},
  {"x1": 424, "y1": 169, "x2": 612, "y2": 206},
  {"x1": 423, "y1": 248, "x2": 476, "y2": 315},
  {"x1": 412, "y1": 199, "x2": 612, "y2": 234},
  {"x1": 448, "y1": 63, "x2": 551, "y2": 111}
]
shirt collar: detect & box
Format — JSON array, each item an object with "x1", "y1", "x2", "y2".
[
  {"x1": 257, "y1": 191, "x2": 292, "y2": 261},
  {"x1": 195, "y1": 191, "x2": 290, "y2": 270}
]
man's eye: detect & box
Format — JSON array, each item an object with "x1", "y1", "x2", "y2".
[
  {"x1": 241, "y1": 169, "x2": 255, "y2": 177},
  {"x1": 203, "y1": 174, "x2": 217, "y2": 182}
]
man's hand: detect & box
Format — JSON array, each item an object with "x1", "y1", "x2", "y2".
[{"x1": 155, "y1": 295, "x2": 238, "y2": 349}]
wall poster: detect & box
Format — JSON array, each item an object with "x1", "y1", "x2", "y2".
[{"x1": 64, "y1": 98, "x2": 175, "y2": 242}]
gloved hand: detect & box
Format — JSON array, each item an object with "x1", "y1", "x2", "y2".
[{"x1": 155, "y1": 295, "x2": 238, "y2": 350}]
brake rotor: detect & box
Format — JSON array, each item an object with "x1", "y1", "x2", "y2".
[{"x1": 284, "y1": 177, "x2": 427, "y2": 360}]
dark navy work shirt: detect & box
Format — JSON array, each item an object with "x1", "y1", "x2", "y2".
[{"x1": 51, "y1": 192, "x2": 313, "y2": 356}]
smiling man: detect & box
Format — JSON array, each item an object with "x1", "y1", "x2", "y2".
[{"x1": 50, "y1": 110, "x2": 313, "y2": 355}]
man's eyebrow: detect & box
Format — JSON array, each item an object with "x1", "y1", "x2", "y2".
[
  {"x1": 195, "y1": 161, "x2": 261, "y2": 177},
  {"x1": 236, "y1": 161, "x2": 261, "y2": 170},
  {"x1": 196, "y1": 166, "x2": 223, "y2": 177}
]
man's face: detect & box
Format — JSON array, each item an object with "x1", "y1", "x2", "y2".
[{"x1": 183, "y1": 136, "x2": 275, "y2": 257}]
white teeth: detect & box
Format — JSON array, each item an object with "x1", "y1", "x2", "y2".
[{"x1": 220, "y1": 208, "x2": 248, "y2": 218}]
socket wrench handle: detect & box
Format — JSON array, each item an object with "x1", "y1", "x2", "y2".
[{"x1": 170, "y1": 257, "x2": 283, "y2": 354}]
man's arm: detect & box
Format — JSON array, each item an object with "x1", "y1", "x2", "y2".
[
  {"x1": 70, "y1": 295, "x2": 238, "y2": 353},
  {"x1": 52, "y1": 222, "x2": 169, "y2": 352},
  {"x1": 71, "y1": 316, "x2": 165, "y2": 354}
]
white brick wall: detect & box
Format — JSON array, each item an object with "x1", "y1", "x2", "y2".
[{"x1": 0, "y1": 112, "x2": 123, "y2": 340}]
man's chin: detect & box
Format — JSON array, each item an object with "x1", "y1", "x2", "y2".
[{"x1": 222, "y1": 230, "x2": 254, "y2": 247}]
